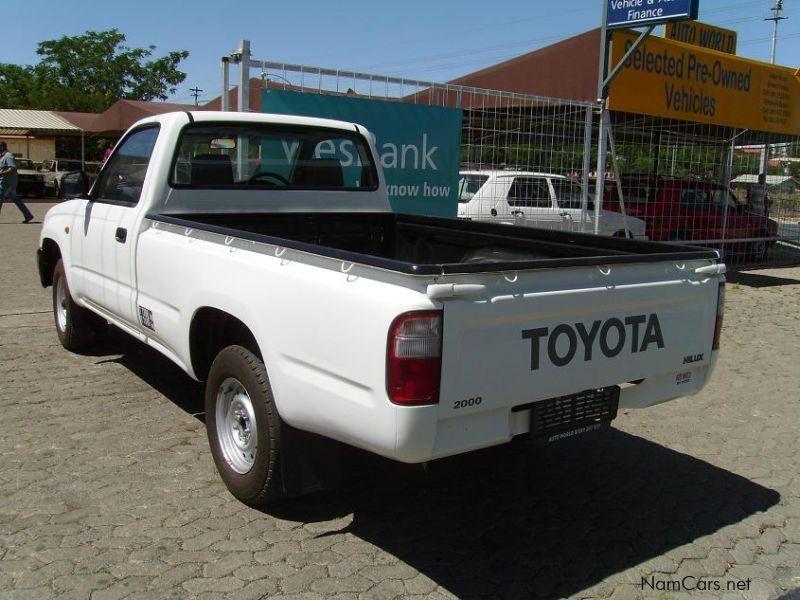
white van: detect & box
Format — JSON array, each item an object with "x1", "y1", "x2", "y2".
[{"x1": 458, "y1": 170, "x2": 647, "y2": 239}]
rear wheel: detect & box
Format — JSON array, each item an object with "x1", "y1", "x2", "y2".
[
  {"x1": 205, "y1": 345, "x2": 284, "y2": 506},
  {"x1": 52, "y1": 260, "x2": 104, "y2": 351},
  {"x1": 749, "y1": 235, "x2": 768, "y2": 262},
  {"x1": 612, "y1": 229, "x2": 632, "y2": 239}
]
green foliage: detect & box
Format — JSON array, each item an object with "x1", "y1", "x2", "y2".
[
  {"x1": 0, "y1": 29, "x2": 188, "y2": 112},
  {"x1": 462, "y1": 143, "x2": 586, "y2": 173}
]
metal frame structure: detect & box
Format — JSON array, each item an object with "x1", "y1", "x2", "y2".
[{"x1": 217, "y1": 40, "x2": 800, "y2": 268}]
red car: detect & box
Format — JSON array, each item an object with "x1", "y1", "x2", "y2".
[{"x1": 603, "y1": 177, "x2": 778, "y2": 261}]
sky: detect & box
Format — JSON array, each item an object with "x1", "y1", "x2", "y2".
[{"x1": 5, "y1": 0, "x2": 799, "y2": 106}]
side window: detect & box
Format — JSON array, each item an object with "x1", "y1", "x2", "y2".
[
  {"x1": 680, "y1": 189, "x2": 710, "y2": 209},
  {"x1": 551, "y1": 179, "x2": 584, "y2": 209},
  {"x1": 93, "y1": 127, "x2": 159, "y2": 204},
  {"x1": 621, "y1": 184, "x2": 657, "y2": 204},
  {"x1": 508, "y1": 177, "x2": 551, "y2": 208},
  {"x1": 458, "y1": 174, "x2": 489, "y2": 203}
]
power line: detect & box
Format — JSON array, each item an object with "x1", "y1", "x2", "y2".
[{"x1": 349, "y1": 5, "x2": 785, "y2": 77}]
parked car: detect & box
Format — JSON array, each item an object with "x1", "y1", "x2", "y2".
[
  {"x1": 39, "y1": 159, "x2": 89, "y2": 197},
  {"x1": 458, "y1": 170, "x2": 647, "y2": 239},
  {"x1": 603, "y1": 176, "x2": 778, "y2": 261},
  {"x1": 13, "y1": 158, "x2": 46, "y2": 198}
]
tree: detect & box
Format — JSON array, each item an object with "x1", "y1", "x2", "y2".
[{"x1": 0, "y1": 29, "x2": 188, "y2": 112}]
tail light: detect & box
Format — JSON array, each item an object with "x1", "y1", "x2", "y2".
[
  {"x1": 387, "y1": 310, "x2": 442, "y2": 405},
  {"x1": 712, "y1": 282, "x2": 725, "y2": 351}
]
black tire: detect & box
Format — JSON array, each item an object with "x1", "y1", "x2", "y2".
[
  {"x1": 205, "y1": 345, "x2": 283, "y2": 506},
  {"x1": 749, "y1": 235, "x2": 768, "y2": 262},
  {"x1": 612, "y1": 229, "x2": 631, "y2": 239},
  {"x1": 52, "y1": 259, "x2": 103, "y2": 351}
]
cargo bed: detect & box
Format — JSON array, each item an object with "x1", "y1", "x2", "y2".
[{"x1": 149, "y1": 212, "x2": 720, "y2": 274}]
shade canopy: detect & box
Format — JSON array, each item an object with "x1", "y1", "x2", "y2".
[{"x1": 0, "y1": 109, "x2": 83, "y2": 136}]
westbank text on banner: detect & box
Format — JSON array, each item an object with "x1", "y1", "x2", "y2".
[
  {"x1": 608, "y1": 30, "x2": 800, "y2": 136},
  {"x1": 263, "y1": 89, "x2": 463, "y2": 218},
  {"x1": 607, "y1": 0, "x2": 699, "y2": 29}
]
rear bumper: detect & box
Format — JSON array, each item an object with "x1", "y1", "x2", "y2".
[{"x1": 389, "y1": 363, "x2": 716, "y2": 463}]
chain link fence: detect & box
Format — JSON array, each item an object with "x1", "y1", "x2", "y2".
[{"x1": 255, "y1": 60, "x2": 800, "y2": 269}]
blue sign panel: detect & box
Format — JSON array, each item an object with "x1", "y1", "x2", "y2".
[
  {"x1": 263, "y1": 89, "x2": 463, "y2": 218},
  {"x1": 607, "y1": 0, "x2": 699, "y2": 29}
]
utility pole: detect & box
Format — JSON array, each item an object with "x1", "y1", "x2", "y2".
[
  {"x1": 760, "y1": 0, "x2": 787, "y2": 184},
  {"x1": 189, "y1": 87, "x2": 203, "y2": 106},
  {"x1": 768, "y1": 0, "x2": 787, "y2": 64}
]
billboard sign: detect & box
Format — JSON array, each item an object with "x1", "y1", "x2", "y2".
[
  {"x1": 263, "y1": 89, "x2": 463, "y2": 218},
  {"x1": 608, "y1": 30, "x2": 800, "y2": 136},
  {"x1": 607, "y1": 0, "x2": 699, "y2": 29},
  {"x1": 664, "y1": 20, "x2": 737, "y2": 54}
]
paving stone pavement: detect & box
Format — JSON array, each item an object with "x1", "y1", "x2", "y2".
[{"x1": 1, "y1": 204, "x2": 800, "y2": 599}]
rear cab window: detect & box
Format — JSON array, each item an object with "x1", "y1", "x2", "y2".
[{"x1": 170, "y1": 124, "x2": 378, "y2": 191}]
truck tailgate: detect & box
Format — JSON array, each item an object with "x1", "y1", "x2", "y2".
[{"x1": 437, "y1": 260, "x2": 721, "y2": 429}]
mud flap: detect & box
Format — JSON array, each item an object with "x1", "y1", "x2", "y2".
[{"x1": 278, "y1": 424, "x2": 342, "y2": 497}]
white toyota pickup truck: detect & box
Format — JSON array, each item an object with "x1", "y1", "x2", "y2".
[{"x1": 38, "y1": 111, "x2": 725, "y2": 505}]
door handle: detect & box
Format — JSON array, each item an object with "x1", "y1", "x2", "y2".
[{"x1": 115, "y1": 227, "x2": 127, "y2": 243}]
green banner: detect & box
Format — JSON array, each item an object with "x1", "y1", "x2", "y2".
[{"x1": 263, "y1": 89, "x2": 462, "y2": 217}]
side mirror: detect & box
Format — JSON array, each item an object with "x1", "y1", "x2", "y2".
[{"x1": 59, "y1": 171, "x2": 90, "y2": 199}]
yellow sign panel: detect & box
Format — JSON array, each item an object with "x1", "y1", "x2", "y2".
[
  {"x1": 609, "y1": 30, "x2": 800, "y2": 136},
  {"x1": 664, "y1": 21, "x2": 737, "y2": 54}
]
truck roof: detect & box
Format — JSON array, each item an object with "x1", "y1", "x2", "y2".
[
  {"x1": 460, "y1": 169, "x2": 569, "y2": 180},
  {"x1": 131, "y1": 110, "x2": 366, "y2": 135}
]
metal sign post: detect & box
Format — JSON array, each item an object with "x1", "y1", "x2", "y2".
[
  {"x1": 231, "y1": 40, "x2": 251, "y2": 180},
  {"x1": 220, "y1": 56, "x2": 230, "y2": 112},
  {"x1": 594, "y1": 4, "x2": 611, "y2": 235},
  {"x1": 595, "y1": 0, "x2": 699, "y2": 234}
]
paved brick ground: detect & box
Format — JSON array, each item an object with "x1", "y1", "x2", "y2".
[{"x1": 1, "y1": 204, "x2": 799, "y2": 599}]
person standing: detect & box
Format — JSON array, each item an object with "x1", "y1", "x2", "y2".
[{"x1": 0, "y1": 141, "x2": 35, "y2": 223}]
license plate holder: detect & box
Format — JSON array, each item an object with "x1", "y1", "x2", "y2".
[{"x1": 529, "y1": 386, "x2": 620, "y2": 445}]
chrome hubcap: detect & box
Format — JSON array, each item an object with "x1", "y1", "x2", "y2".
[
  {"x1": 216, "y1": 377, "x2": 257, "y2": 474},
  {"x1": 56, "y1": 277, "x2": 68, "y2": 332}
]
